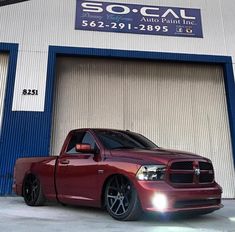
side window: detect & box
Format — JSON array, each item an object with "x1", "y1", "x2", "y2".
[
  {"x1": 66, "y1": 131, "x2": 96, "y2": 154},
  {"x1": 66, "y1": 132, "x2": 85, "y2": 154},
  {"x1": 82, "y1": 132, "x2": 96, "y2": 149}
]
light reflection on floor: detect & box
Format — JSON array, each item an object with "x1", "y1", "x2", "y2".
[{"x1": 0, "y1": 198, "x2": 234, "y2": 232}]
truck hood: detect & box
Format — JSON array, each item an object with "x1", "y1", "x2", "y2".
[{"x1": 110, "y1": 148, "x2": 208, "y2": 165}]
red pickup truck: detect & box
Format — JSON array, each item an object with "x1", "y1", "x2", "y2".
[{"x1": 13, "y1": 128, "x2": 223, "y2": 221}]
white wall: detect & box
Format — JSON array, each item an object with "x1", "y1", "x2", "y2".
[
  {"x1": 51, "y1": 57, "x2": 235, "y2": 198},
  {"x1": 0, "y1": 0, "x2": 234, "y2": 111}
]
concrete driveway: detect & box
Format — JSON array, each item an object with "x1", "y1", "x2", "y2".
[{"x1": 0, "y1": 197, "x2": 234, "y2": 232}]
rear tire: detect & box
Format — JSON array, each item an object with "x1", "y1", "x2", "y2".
[
  {"x1": 105, "y1": 175, "x2": 142, "y2": 221},
  {"x1": 23, "y1": 174, "x2": 45, "y2": 206}
]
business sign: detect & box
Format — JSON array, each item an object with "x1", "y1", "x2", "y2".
[
  {"x1": 0, "y1": 0, "x2": 29, "y2": 7},
  {"x1": 75, "y1": 1, "x2": 203, "y2": 38}
]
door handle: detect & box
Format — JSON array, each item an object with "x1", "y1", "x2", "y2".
[{"x1": 60, "y1": 159, "x2": 70, "y2": 165}]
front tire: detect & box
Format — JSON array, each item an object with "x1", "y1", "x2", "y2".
[
  {"x1": 105, "y1": 175, "x2": 142, "y2": 221},
  {"x1": 23, "y1": 174, "x2": 45, "y2": 206}
]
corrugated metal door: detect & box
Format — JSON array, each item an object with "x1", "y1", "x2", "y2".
[
  {"x1": 0, "y1": 53, "x2": 9, "y2": 133},
  {"x1": 51, "y1": 57, "x2": 235, "y2": 198}
]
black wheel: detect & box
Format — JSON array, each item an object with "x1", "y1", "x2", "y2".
[
  {"x1": 105, "y1": 175, "x2": 142, "y2": 221},
  {"x1": 23, "y1": 174, "x2": 45, "y2": 206}
]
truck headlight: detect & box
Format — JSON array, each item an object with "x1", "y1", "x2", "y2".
[{"x1": 136, "y1": 165, "x2": 166, "y2": 181}]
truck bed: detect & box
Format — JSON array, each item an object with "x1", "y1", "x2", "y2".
[{"x1": 13, "y1": 157, "x2": 57, "y2": 196}]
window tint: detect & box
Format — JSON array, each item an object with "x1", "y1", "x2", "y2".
[
  {"x1": 94, "y1": 130, "x2": 158, "y2": 150},
  {"x1": 66, "y1": 131, "x2": 96, "y2": 154},
  {"x1": 82, "y1": 132, "x2": 96, "y2": 149},
  {"x1": 66, "y1": 132, "x2": 85, "y2": 153}
]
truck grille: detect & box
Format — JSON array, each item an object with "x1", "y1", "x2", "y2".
[{"x1": 169, "y1": 161, "x2": 214, "y2": 185}]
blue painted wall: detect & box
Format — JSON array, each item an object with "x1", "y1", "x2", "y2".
[
  {"x1": 0, "y1": 44, "x2": 235, "y2": 195},
  {"x1": 0, "y1": 43, "x2": 52, "y2": 194}
]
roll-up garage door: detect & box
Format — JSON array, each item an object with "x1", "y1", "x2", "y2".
[
  {"x1": 51, "y1": 57, "x2": 235, "y2": 198},
  {"x1": 0, "y1": 53, "x2": 9, "y2": 133}
]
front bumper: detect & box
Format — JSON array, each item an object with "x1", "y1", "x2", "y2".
[{"x1": 135, "y1": 181, "x2": 223, "y2": 213}]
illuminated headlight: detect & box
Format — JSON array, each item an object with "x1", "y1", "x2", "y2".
[
  {"x1": 152, "y1": 193, "x2": 168, "y2": 211},
  {"x1": 136, "y1": 165, "x2": 166, "y2": 181}
]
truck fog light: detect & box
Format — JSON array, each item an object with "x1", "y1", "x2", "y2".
[{"x1": 152, "y1": 193, "x2": 168, "y2": 211}]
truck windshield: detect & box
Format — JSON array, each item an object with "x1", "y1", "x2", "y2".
[{"x1": 94, "y1": 130, "x2": 158, "y2": 150}]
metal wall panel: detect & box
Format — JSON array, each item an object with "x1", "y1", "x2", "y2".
[
  {"x1": 51, "y1": 57, "x2": 235, "y2": 198},
  {"x1": 0, "y1": 0, "x2": 233, "y2": 111},
  {"x1": 0, "y1": 54, "x2": 9, "y2": 132}
]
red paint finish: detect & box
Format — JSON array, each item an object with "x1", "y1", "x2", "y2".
[{"x1": 13, "y1": 128, "x2": 223, "y2": 213}]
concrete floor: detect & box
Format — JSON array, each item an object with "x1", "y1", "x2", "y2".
[{"x1": 0, "y1": 197, "x2": 235, "y2": 232}]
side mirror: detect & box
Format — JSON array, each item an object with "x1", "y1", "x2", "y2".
[{"x1": 75, "y1": 143, "x2": 93, "y2": 153}]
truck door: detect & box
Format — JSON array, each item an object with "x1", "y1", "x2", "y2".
[{"x1": 56, "y1": 130, "x2": 100, "y2": 206}]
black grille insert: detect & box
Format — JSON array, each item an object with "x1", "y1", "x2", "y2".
[
  {"x1": 170, "y1": 161, "x2": 193, "y2": 170},
  {"x1": 170, "y1": 174, "x2": 193, "y2": 183},
  {"x1": 199, "y1": 174, "x2": 214, "y2": 183},
  {"x1": 199, "y1": 162, "x2": 213, "y2": 170}
]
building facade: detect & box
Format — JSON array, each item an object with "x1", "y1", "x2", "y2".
[{"x1": 0, "y1": 0, "x2": 235, "y2": 197}]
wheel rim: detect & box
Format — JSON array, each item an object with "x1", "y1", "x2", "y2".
[
  {"x1": 24, "y1": 175, "x2": 40, "y2": 204},
  {"x1": 106, "y1": 176, "x2": 132, "y2": 216}
]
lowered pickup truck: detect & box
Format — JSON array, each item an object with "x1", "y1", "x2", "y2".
[{"x1": 13, "y1": 128, "x2": 223, "y2": 221}]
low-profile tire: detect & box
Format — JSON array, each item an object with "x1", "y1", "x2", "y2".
[
  {"x1": 105, "y1": 175, "x2": 142, "y2": 221},
  {"x1": 23, "y1": 174, "x2": 45, "y2": 206}
]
